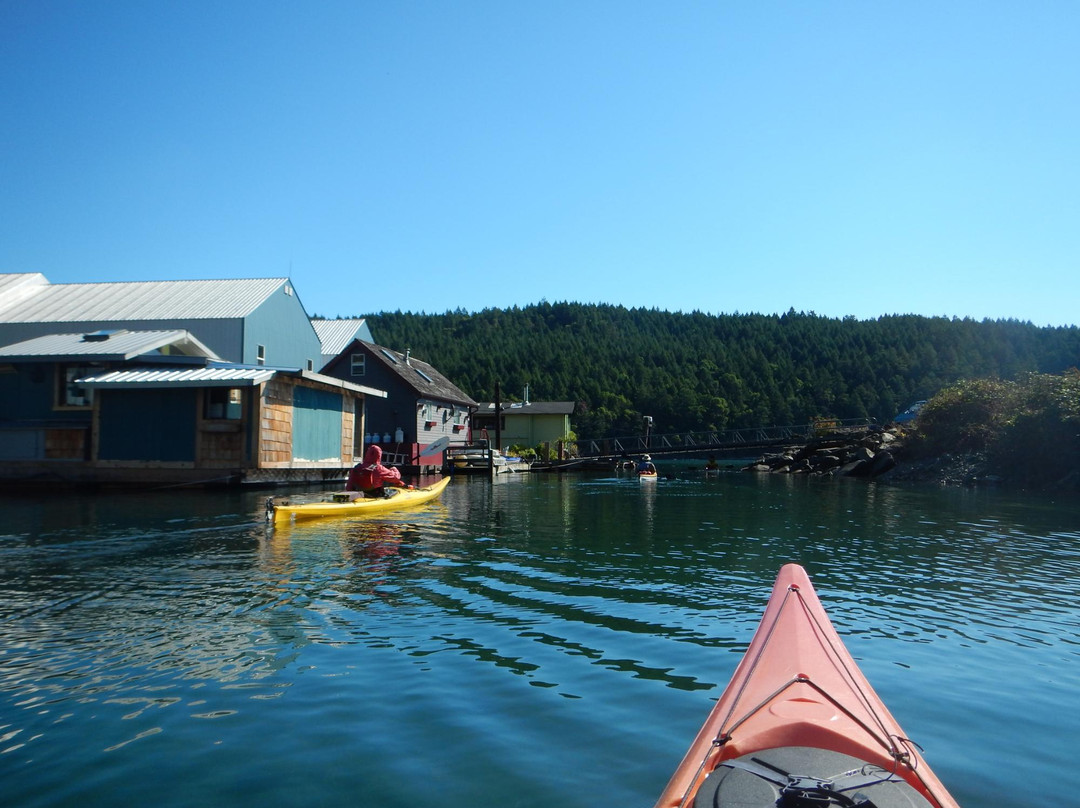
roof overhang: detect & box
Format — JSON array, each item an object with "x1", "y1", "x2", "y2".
[
  {"x1": 0, "y1": 328, "x2": 222, "y2": 362},
  {"x1": 74, "y1": 366, "x2": 389, "y2": 397},
  {"x1": 299, "y1": 370, "x2": 387, "y2": 398},
  {"x1": 76, "y1": 367, "x2": 276, "y2": 388}
]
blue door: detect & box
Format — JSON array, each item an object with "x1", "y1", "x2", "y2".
[{"x1": 292, "y1": 386, "x2": 343, "y2": 462}]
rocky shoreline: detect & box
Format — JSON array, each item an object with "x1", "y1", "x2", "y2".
[{"x1": 743, "y1": 425, "x2": 1005, "y2": 487}]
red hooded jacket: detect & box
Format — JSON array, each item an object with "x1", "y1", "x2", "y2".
[{"x1": 346, "y1": 445, "x2": 403, "y2": 492}]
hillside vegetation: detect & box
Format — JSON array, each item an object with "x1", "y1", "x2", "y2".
[{"x1": 359, "y1": 303, "x2": 1080, "y2": 440}]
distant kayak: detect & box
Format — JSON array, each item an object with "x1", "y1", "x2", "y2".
[
  {"x1": 654, "y1": 563, "x2": 959, "y2": 808},
  {"x1": 268, "y1": 476, "x2": 450, "y2": 523}
]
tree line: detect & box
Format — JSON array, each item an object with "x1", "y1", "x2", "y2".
[{"x1": 351, "y1": 303, "x2": 1080, "y2": 440}]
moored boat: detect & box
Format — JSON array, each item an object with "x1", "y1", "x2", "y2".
[
  {"x1": 444, "y1": 440, "x2": 507, "y2": 474},
  {"x1": 655, "y1": 563, "x2": 959, "y2": 808},
  {"x1": 268, "y1": 476, "x2": 451, "y2": 523}
]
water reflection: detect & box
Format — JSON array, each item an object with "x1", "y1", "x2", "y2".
[{"x1": 1, "y1": 476, "x2": 1078, "y2": 808}]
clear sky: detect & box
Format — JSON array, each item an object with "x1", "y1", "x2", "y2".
[{"x1": 2, "y1": 1, "x2": 1077, "y2": 325}]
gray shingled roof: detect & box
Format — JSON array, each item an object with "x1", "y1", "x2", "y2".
[
  {"x1": 0, "y1": 276, "x2": 290, "y2": 322},
  {"x1": 360, "y1": 340, "x2": 477, "y2": 407}
]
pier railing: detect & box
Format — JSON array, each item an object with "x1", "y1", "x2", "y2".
[{"x1": 577, "y1": 419, "x2": 873, "y2": 459}]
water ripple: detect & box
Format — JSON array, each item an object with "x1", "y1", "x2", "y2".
[{"x1": 1, "y1": 479, "x2": 1078, "y2": 808}]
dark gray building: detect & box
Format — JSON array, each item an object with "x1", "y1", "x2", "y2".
[{"x1": 321, "y1": 340, "x2": 477, "y2": 467}]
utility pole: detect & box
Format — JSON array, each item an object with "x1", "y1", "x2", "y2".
[{"x1": 492, "y1": 381, "x2": 502, "y2": 478}]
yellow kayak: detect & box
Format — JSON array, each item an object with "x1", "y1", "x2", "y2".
[{"x1": 268, "y1": 476, "x2": 451, "y2": 523}]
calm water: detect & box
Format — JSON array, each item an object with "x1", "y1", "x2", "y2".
[{"x1": 1, "y1": 468, "x2": 1078, "y2": 807}]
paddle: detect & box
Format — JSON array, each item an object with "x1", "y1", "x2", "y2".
[{"x1": 414, "y1": 435, "x2": 450, "y2": 462}]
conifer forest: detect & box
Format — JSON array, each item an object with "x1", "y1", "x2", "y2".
[{"x1": 358, "y1": 304, "x2": 1080, "y2": 440}]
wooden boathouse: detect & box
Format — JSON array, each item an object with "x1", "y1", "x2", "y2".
[
  {"x1": 0, "y1": 273, "x2": 484, "y2": 486},
  {"x1": 0, "y1": 328, "x2": 388, "y2": 488}
]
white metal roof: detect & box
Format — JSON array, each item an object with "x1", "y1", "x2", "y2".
[
  {"x1": 299, "y1": 370, "x2": 387, "y2": 398},
  {"x1": 75, "y1": 365, "x2": 388, "y2": 396},
  {"x1": 0, "y1": 329, "x2": 221, "y2": 361},
  {"x1": 76, "y1": 366, "x2": 277, "y2": 388},
  {"x1": 311, "y1": 319, "x2": 371, "y2": 357},
  {"x1": 0, "y1": 273, "x2": 48, "y2": 306},
  {"x1": 0, "y1": 276, "x2": 291, "y2": 322},
  {"x1": 475, "y1": 401, "x2": 576, "y2": 415}
]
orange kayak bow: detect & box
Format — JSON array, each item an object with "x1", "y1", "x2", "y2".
[{"x1": 655, "y1": 564, "x2": 959, "y2": 808}]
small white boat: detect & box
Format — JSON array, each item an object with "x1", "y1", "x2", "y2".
[{"x1": 445, "y1": 440, "x2": 507, "y2": 473}]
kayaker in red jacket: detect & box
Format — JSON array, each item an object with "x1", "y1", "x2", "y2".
[{"x1": 346, "y1": 445, "x2": 406, "y2": 496}]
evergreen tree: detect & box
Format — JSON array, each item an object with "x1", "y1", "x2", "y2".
[{"x1": 357, "y1": 306, "x2": 1080, "y2": 440}]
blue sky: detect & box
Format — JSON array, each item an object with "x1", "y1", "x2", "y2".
[{"x1": 2, "y1": 1, "x2": 1077, "y2": 325}]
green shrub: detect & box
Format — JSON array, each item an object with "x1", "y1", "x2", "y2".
[
  {"x1": 989, "y1": 371, "x2": 1080, "y2": 483},
  {"x1": 909, "y1": 370, "x2": 1080, "y2": 485},
  {"x1": 914, "y1": 378, "x2": 1017, "y2": 454}
]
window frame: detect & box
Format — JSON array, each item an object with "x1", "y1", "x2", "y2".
[
  {"x1": 55, "y1": 363, "x2": 95, "y2": 410},
  {"x1": 204, "y1": 387, "x2": 244, "y2": 421}
]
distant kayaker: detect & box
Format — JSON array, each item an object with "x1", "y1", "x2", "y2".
[
  {"x1": 346, "y1": 445, "x2": 407, "y2": 497},
  {"x1": 637, "y1": 454, "x2": 656, "y2": 475}
]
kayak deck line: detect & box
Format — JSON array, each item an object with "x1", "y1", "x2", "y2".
[
  {"x1": 654, "y1": 564, "x2": 959, "y2": 808},
  {"x1": 714, "y1": 674, "x2": 913, "y2": 765},
  {"x1": 713, "y1": 585, "x2": 908, "y2": 765}
]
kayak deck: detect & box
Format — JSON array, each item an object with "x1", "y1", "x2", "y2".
[
  {"x1": 693, "y1": 747, "x2": 936, "y2": 807},
  {"x1": 270, "y1": 476, "x2": 450, "y2": 523},
  {"x1": 655, "y1": 564, "x2": 959, "y2": 808}
]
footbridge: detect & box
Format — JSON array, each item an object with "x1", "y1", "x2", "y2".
[{"x1": 567, "y1": 418, "x2": 874, "y2": 465}]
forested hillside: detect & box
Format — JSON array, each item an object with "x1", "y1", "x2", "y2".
[{"x1": 355, "y1": 303, "x2": 1080, "y2": 439}]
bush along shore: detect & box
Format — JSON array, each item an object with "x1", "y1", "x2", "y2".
[{"x1": 745, "y1": 370, "x2": 1080, "y2": 491}]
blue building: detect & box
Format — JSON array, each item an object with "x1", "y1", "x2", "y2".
[
  {"x1": 0, "y1": 273, "x2": 323, "y2": 369},
  {"x1": 0, "y1": 274, "x2": 389, "y2": 487},
  {"x1": 0, "y1": 328, "x2": 386, "y2": 487}
]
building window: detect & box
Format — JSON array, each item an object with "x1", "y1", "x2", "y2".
[
  {"x1": 350, "y1": 353, "x2": 366, "y2": 376},
  {"x1": 307, "y1": 359, "x2": 314, "y2": 371},
  {"x1": 56, "y1": 364, "x2": 94, "y2": 409},
  {"x1": 205, "y1": 388, "x2": 243, "y2": 420},
  {"x1": 257, "y1": 345, "x2": 266, "y2": 366}
]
